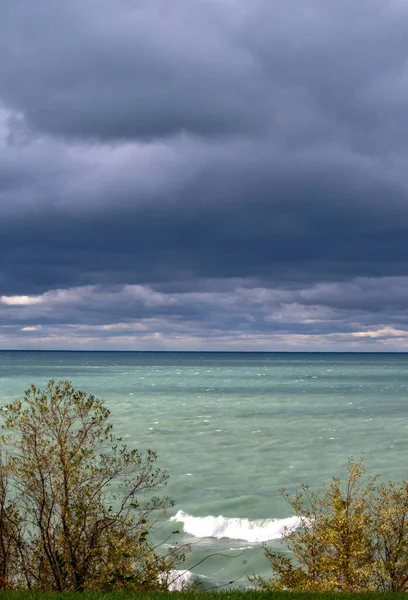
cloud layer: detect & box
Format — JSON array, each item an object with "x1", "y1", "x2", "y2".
[{"x1": 1, "y1": 0, "x2": 408, "y2": 349}]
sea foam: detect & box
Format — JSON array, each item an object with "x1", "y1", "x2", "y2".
[
  {"x1": 164, "y1": 570, "x2": 195, "y2": 591},
  {"x1": 170, "y1": 510, "x2": 301, "y2": 543}
]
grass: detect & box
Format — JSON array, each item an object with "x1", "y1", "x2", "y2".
[{"x1": 1, "y1": 592, "x2": 408, "y2": 600}]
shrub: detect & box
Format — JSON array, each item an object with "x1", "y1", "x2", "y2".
[
  {"x1": 0, "y1": 380, "x2": 187, "y2": 591},
  {"x1": 254, "y1": 458, "x2": 408, "y2": 592}
]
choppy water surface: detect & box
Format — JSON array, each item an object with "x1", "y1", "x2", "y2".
[{"x1": 1, "y1": 351, "x2": 408, "y2": 587}]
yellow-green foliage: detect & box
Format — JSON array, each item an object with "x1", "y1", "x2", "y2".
[
  {"x1": 253, "y1": 458, "x2": 408, "y2": 592},
  {"x1": 0, "y1": 380, "x2": 188, "y2": 591}
]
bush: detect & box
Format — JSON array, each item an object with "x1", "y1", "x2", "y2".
[
  {"x1": 0, "y1": 380, "x2": 187, "y2": 591},
  {"x1": 253, "y1": 458, "x2": 408, "y2": 592}
]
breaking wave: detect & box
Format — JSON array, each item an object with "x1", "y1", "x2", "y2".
[
  {"x1": 165, "y1": 570, "x2": 195, "y2": 591},
  {"x1": 170, "y1": 510, "x2": 301, "y2": 543}
]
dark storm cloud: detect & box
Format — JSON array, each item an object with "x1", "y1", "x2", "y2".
[
  {"x1": 0, "y1": 0, "x2": 264, "y2": 140},
  {"x1": 2, "y1": 0, "x2": 408, "y2": 348},
  {"x1": 1, "y1": 130, "x2": 408, "y2": 296},
  {"x1": 1, "y1": 0, "x2": 408, "y2": 144}
]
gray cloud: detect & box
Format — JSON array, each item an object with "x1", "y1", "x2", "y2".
[
  {"x1": 2, "y1": 277, "x2": 408, "y2": 350},
  {"x1": 1, "y1": 1, "x2": 408, "y2": 349},
  {"x1": 1, "y1": 122, "x2": 408, "y2": 295},
  {"x1": 0, "y1": 0, "x2": 263, "y2": 140},
  {"x1": 2, "y1": 0, "x2": 408, "y2": 145}
]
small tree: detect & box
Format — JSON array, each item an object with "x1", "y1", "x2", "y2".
[
  {"x1": 371, "y1": 480, "x2": 408, "y2": 591},
  {"x1": 1, "y1": 380, "x2": 186, "y2": 591},
  {"x1": 253, "y1": 458, "x2": 408, "y2": 592}
]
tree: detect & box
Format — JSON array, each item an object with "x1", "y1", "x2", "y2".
[
  {"x1": 0, "y1": 380, "x2": 187, "y2": 591},
  {"x1": 371, "y1": 479, "x2": 408, "y2": 591},
  {"x1": 253, "y1": 458, "x2": 408, "y2": 592}
]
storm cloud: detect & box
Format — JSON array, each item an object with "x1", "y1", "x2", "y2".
[{"x1": 1, "y1": 0, "x2": 408, "y2": 349}]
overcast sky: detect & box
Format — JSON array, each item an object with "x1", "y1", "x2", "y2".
[{"x1": 1, "y1": 0, "x2": 408, "y2": 351}]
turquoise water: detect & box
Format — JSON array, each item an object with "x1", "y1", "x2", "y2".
[{"x1": 1, "y1": 351, "x2": 408, "y2": 588}]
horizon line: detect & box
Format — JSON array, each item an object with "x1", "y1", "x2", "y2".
[{"x1": 1, "y1": 349, "x2": 408, "y2": 354}]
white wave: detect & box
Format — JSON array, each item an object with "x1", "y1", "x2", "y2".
[
  {"x1": 170, "y1": 510, "x2": 302, "y2": 543},
  {"x1": 160, "y1": 569, "x2": 195, "y2": 591}
]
